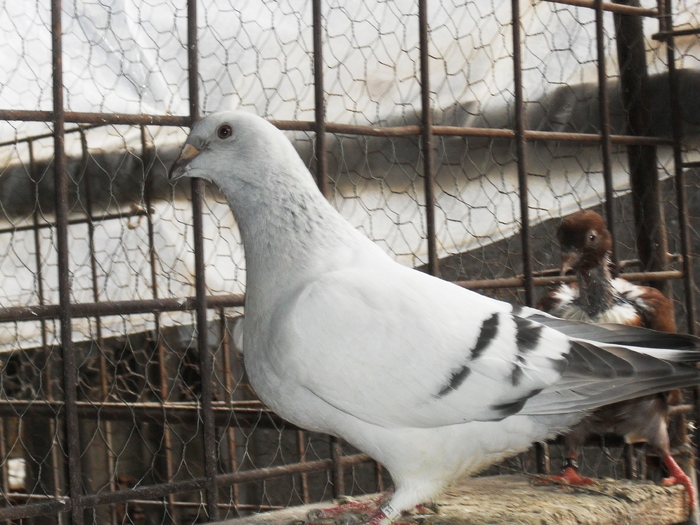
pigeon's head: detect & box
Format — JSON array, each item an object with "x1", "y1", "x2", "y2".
[
  {"x1": 557, "y1": 210, "x2": 612, "y2": 273},
  {"x1": 169, "y1": 111, "x2": 303, "y2": 191}
]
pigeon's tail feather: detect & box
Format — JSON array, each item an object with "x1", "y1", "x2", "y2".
[
  {"x1": 517, "y1": 307, "x2": 700, "y2": 353},
  {"x1": 522, "y1": 337, "x2": 700, "y2": 416}
]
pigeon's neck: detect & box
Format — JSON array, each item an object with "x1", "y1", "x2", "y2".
[
  {"x1": 575, "y1": 256, "x2": 615, "y2": 317},
  {"x1": 221, "y1": 175, "x2": 364, "y2": 302}
]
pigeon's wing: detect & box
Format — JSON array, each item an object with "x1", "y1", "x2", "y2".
[{"x1": 267, "y1": 260, "x2": 652, "y2": 429}]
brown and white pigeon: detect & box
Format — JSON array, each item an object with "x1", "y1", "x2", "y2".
[
  {"x1": 171, "y1": 112, "x2": 700, "y2": 524},
  {"x1": 539, "y1": 209, "x2": 695, "y2": 508}
]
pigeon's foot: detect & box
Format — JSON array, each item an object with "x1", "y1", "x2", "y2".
[
  {"x1": 535, "y1": 467, "x2": 597, "y2": 486},
  {"x1": 305, "y1": 495, "x2": 434, "y2": 525},
  {"x1": 661, "y1": 454, "x2": 696, "y2": 511},
  {"x1": 306, "y1": 493, "x2": 389, "y2": 521}
]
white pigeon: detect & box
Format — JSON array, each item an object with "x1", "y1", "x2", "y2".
[{"x1": 170, "y1": 111, "x2": 700, "y2": 524}]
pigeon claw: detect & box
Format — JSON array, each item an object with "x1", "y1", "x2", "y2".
[
  {"x1": 661, "y1": 454, "x2": 697, "y2": 511},
  {"x1": 535, "y1": 467, "x2": 597, "y2": 486},
  {"x1": 307, "y1": 493, "x2": 389, "y2": 521}
]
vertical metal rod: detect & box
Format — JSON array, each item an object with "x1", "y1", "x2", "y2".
[
  {"x1": 511, "y1": 0, "x2": 533, "y2": 306},
  {"x1": 186, "y1": 0, "x2": 219, "y2": 520},
  {"x1": 374, "y1": 463, "x2": 385, "y2": 493},
  {"x1": 0, "y1": 419, "x2": 8, "y2": 517},
  {"x1": 661, "y1": 0, "x2": 697, "y2": 334},
  {"x1": 512, "y1": 0, "x2": 544, "y2": 472},
  {"x1": 313, "y1": 0, "x2": 343, "y2": 495},
  {"x1": 312, "y1": 0, "x2": 329, "y2": 198},
  {"x1": 30, "y1": 140, "x2": 64, "y2": 509},
  {"x1": 219, "y1": 311, "x2": 240, "y2": 511},
  {"x1": 418, "y1": 0, "x2": 439, "y2": 277},
  {"x1": 595, "y1": 0, "x2": 619, "y2": 269},
  {"x1": 661, "y1": 1, "x2": 700, "y2": 517},
  {"x1": 52, "y1": 0, "x2": 84, "y2": 523},
  {"x1": 296, "y1": 430, "x2": 310, "y2": 504},
  {"x1": 330, "y1": 437, "x2": 345, "y2": 498},
  {"x1": 141, "y1": 125, "x2": 177, "y2": 521},
  {"x1": 613, "y1": 0, "x2": 669, "y2": 293},
  {"x1": 80, "y1": 129, "x2": 118, "y2": 524}
]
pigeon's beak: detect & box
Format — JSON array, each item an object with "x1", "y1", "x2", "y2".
[
  {"x1": 169, "y1": 144, "x2": 201, "y2": 180},
  {"x1": 560, "y1": 252, "x2": 578, "y2": 275}
]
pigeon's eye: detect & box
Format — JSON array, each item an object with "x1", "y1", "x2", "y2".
[
  {"x1": 217, "y1": 124, "x2": 233, "y2": 139},
  {"x1": 588, "y1": 232, "x2": 597, "y2": 243}
]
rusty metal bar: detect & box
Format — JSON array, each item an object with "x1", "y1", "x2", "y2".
[
  {"x1": 511, "y1": 0, "x2": 533, "y2": 307},
  {"x1": 595, "y1": 0, "x2": 619, "y2": 269},
  {"x1": 0, "y1": 265, "x2": 687, "y2": 324},
  {"x1": 296, "y1": 430, "x2": 311, "y2": 504},
  {"x1": 613, "y1": 0, "x2": 670, "y2": 296},
  {"x1": 141, "y1": 125, "x2": 178, "y2": 520},
  {"x1": 0, "y1": 109, "x2": 189, "y2": 127},
  {"x1": 0, "y1": 111, "x2": 675, "y2": 146},
  {"x1": 51, "y1": 1, "x2": 84, "y2": 523},
  {"x1": 29, "y1": 138, "x2": 65, "y2": 510},
  {"x1": 0, "y1": 208, "x2": 150, "y2": 236},
  {"x1": 330, "y1": 437, "x2": 345, "y2": 498},
  {"x1": 0, "y1": 500, "x2": 69, "y2": 522},
  {"x1": 0, "y1": 420, "x2": 8, "y2": 524},
  {"x1": 512, "y1": 0, "x2": 544, "y2": 472},
  {"x1": 0, "y1": 293, "x2": 244, "y2": 323},
  {"x1": 652, "y1": 26, "x2": 700, "y2": 40},
  {"x1": 81, "y1": 128, "x2": 120, "y2": 524},
  {"x1": 456, "y1": 269, "x2": 684, "y2": 291},
  {"x1": 0, "y1": 454, "x2": 373, "y2": 522},
  {"x1": 661, "y1": 0, "x2": 697, "y2": 334},
  {"x1": 419, "y1": 0, "x2": 439, "y2": 276},
  {"x1": 220, "y1": 311, "x2": 241, "y2": 509},
  {"x1": 542, "y1": 0, "x2": 658, "y2": 16},
  {"x1": 312, "y1": 0, "x2": 329, "y2": 197},
  {"x1": 0, "y1": 123, "x2": 100, "y2": 148},
  {"x1": 186, "y1": 1, "x2": 219, "y2": 518},
  {"x1": 0, "y1": 401, "x2": 287, "y2": 434}
]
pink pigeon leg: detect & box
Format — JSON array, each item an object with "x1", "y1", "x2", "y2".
[{"x1": 660, "y1": 453, "x2": 696, "y2": 511}]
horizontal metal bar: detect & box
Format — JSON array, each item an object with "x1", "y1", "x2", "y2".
[
  {"x1": 0, "y1": 399, "x2": 285, "y2": 427},
  {"x1": 0, "y1": 268, "x2": 683, "y2": 324},
  {"x1": 0, "y1": 209, "x2": 150, "y2": 235},
  {"x1": 0, "y1": 110, "x2": 189, "y2": 127},
  {"x1": 0, "y1": 293, "x2": 244, "y2": 323},
  {"x1": 652, "y1": 27, "x2": 700, "y2": 41},
  {"x1": 681, "y1": 161, "x2": 700, "y2": 168},
  {"x1": 0, "y1": 124, "x2": 102, "y2": 148},
  {"x1": 0, "y1": 111, "x2": 674, "y2": 147},
  {"x1": 541, "y1": 0, "x2": 658, "y2": 17},
  {"x1": 457, "y1": 270, "x2": 684, "y2": 290},
  {"x1": 0, "y1": 448, "x2": 372, "y2": 522},
  {"x1": 0, "y1": 499, "x2": 68, "y2": 521},
  {"x1": 215, "y1": 453, "x2": 372, "y2": 487},
  {"x1": 1, "y1": 494, "x2": 284, "y2": 512}
]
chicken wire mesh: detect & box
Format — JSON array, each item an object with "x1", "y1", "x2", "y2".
[{"x1": 0, "y1": 0, "x2": 699, "y2": 523}]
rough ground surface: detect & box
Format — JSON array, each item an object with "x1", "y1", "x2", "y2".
[{"x1": 214, "y1": 475, "x2": 689, "y2": 525}]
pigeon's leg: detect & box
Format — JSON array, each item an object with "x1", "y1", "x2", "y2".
[
  {"x1": 660, "y1": 453, "x2": 696, "y2": 510},
  {"x1": 643, "y1": 407, "x2": 696, "y2": 510},
  {"x1": 538, "y1": 425, "x2": 595, "y2": 486}
]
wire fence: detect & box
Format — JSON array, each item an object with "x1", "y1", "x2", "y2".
[{"x1": 0, "y1": 0, "x2": 699, "y2": 523}]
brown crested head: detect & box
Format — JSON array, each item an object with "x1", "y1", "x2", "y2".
[{"x1": 557, "y1": 210, "x2": 612, "y2": 273}]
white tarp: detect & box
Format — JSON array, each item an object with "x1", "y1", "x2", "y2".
[{"x1": 0, "y1": 0, "x2": 698, "y2": 351}]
